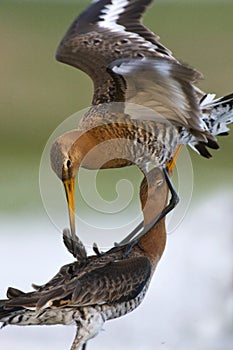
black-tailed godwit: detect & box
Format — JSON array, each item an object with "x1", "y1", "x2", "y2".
[
  {"x1": 50, "y1": 0, "x2": 233, "y2": 238},
  {"x1": 0, "y1": 167, "x2": 168, "y2": 350}
]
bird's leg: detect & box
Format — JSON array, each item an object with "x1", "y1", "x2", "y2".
[
  {"x1": 121, "y1": 166, "x2": 179, "y2": 257},
  {"x1": 116, "y1": 147, "x2": 181, "y2": 249},
  {"x1": 81, "y1": 343, "x2": 87, "y2": 350},
  {"x1": 114, "y1": 221, "x2": 144, "y2": 247},
  {"x1": 70, "y1": 327, "x2": 87, "y2": 350},
  {"x1": 139, "y1": 166, "x2": 179, "y2": 236},
  {"x1": 149, "y1": 165, "x2": 179, "y2": 223},
  {"x1": 166, "y1": 145, "x2": 182, "y2": 174}
]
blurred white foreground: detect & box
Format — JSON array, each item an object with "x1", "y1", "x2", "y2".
[{"x1": 0, "y1": 190, "x2": 232, "y2": 350}]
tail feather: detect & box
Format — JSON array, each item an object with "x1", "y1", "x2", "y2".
[
  {"x1": 200, "y1": 92, "x2": 233, "y2": 135},
  {"x1": 190, "y1": 92, "x2": 233, "y2": 157},
  {"x1": 7, "y1": 287, "x2": 26, "y2": 299},
  {"x1": 0, "y1": 287, "x2": 42, "y2": 326},
  {"x1": 201, "y1": 93, "x2": 233, "y2": 109},
  {"x1": 0, "y1": 300, "x2": 25, "y2": 326},
  {"x1": 0, "y1": 298, "x2": 75, "y2": 327},
  {"x1": 4, "y1": 288, "x2": 39, "y2": 310},
  {"x1": 194, "y1": 143, "x2": 212, "y2": 159}
]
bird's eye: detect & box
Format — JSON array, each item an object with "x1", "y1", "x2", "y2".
[
  {"x1": 157, "y1": 178, "x2": 164, "y2": 188},
  {"x1": 66, "y1": 159, "x2": 71, "y2": 168}
]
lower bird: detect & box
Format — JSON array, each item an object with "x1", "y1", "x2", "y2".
[
  {"x1": 0, "y1": 167, "x2": 168, "y2": 350},
  {"x1": 50, "y1": 0, "x2": 233, "y2": 237}
]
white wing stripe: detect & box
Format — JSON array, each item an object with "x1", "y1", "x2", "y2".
[
  {"x1": 112, "y1": 59, "x2": 172, "y2": 77},
  {"x1": 99, "y1": 0, "x2": 129, "y2": 31},
  {"x1": 97, "y1": 0, "x2": 159, "y2": 52}
]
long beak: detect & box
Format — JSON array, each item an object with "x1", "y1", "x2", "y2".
[{"x1": 63, "y1": 178, "x2": 76, "y2": 235}]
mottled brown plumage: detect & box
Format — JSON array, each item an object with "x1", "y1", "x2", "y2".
[
  {"x1": 50, "y1": 0, "x2": 233, "y2": 236},
  {"x1": 0, "y1": 167, "x2": 168, "y2": 350},
  {"x1": 56, "y1": 0, "x2": 173, "y2": 106}
]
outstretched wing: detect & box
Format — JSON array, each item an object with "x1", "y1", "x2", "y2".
[
  {"x1": 3, "y1": 257, "x2": 151, "y2": 311},
  {"x1": 108, "y1": 57, "x2": 209, "y2": 138},
  {"x1": 56, "y1": 0, "x2": 172, "y2": 76},
  {"x1": 85, "y1": 0, "x2": 171, "y2": 56}
]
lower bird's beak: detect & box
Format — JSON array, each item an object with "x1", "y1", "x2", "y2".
[{"x1": 63, "y1": 178, "x2": 76, "y2": 235}]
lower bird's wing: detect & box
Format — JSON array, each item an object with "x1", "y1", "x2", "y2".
[{"x1": 2, "y1": 256, "x2": 151, "y2": 312}]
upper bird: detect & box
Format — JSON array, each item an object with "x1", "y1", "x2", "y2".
[{"x1": 50, "y1": 0, "x2": 233, "y2": 235}]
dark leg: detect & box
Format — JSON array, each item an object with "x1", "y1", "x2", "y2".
[
  {"x1": 81, "y1": 343, "x2": 87, "y2": 350},
  {"x1": 143, "y1": 165, "x2": 179, "y2": 229},
  {"x1": 120, "y1": 166, "x2": 179, "y2": 255},
  {"x1": 115, "y1": 221, "x2": 144, "y2": 246}
]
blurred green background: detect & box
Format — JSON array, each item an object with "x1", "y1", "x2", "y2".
[{"x1": 1, "y1": 0, "x2": 232, "y2": 214}]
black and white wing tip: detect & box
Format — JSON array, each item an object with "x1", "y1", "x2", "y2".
[{"x1": 78, "y1": 0, "x2": 172, "y2": 57}]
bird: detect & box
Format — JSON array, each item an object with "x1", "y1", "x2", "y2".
[
  {"x1": 50, "y1": 0, "x2": 233, "y2": 238},
  {"x1": 0, "y1": 167, "x2": 169, "y2": 350}
]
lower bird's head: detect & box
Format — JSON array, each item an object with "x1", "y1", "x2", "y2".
[{"x1": 50, "y1": 129, "x2": 83, "y2": 236}]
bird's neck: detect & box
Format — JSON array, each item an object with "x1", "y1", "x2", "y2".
[
  {"x1": 74, "y1": 124, "x2": 132, "y2": 170},
  {"x1": 72, "y1": 131, "x2": 99, "y2": 169},
  {"x1": 139, "y1": 220, "x2": 167, "y2": 273},
  {"x1": 137, "y1": 187, "x2": 169, "y2": 271}
]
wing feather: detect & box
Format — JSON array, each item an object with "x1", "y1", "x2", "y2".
[
  {"x1": 109, "y1": 57, "x2": 209, "y2": 138},
  {"x1": 56, "y1": 0, "x2": 172, "y2": 72},
  {"x1": 3, "y1": 257, "x2": 151, "y2": 311}
]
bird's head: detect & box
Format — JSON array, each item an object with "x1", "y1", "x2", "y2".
[{"x1": 50, "y1": 129, "x2": 83, "y2": 235}]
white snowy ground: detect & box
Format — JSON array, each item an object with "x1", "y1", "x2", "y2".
[{"x1": 0, "y1": 191, "x2": 232, "y2": 350}]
